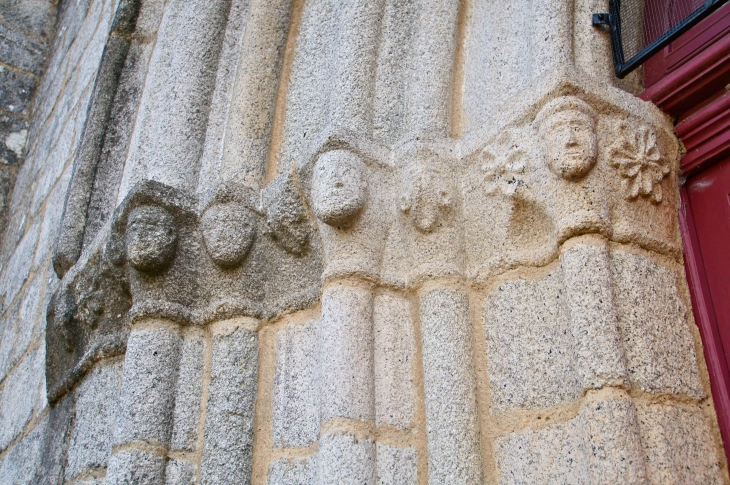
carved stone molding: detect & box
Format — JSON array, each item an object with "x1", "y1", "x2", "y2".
[{"x1": 47, "y1": 178, "x2": 322, "y2": 402}]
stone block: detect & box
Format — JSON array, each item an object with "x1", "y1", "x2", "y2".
[
  {"x1": 114, "y1": 327, "x2": 182, "y2": 446},
  {"x1": 374, "y1": 293, "x2": 415, "y2": 430},
  {"x1": 273, "y1": 320, "x2": 320, "y2": 448},
  {"x1": 0, "y1": 65, "x2": 36, "y2": 114},
  {"x1": 484, "y1": 244, "x2": 628, "y2": 413},
  {"x1": 376, "y1": 444, "x2": 418, "y2": 485},
  {"x1": 319, "y1": 285, "x2": 374, "y2": 423},
  {"x1": 484, "y1": 269, "x2": 578, "y2": 411},
  {"x1": 561, "y1": 244, "x2": 627, "y2": 388},
  {"x1": 66, "y1": 360, "x2": 123, "y2": 480},
  {"x1": 317, "y1": 433, "x2": 376, "y2": 485},
  {"x1": 0, "y1": 394, "x2": 73, "y2": 485},
  {"x1": 0, "y1": 0, "x2": 56, "y2": 38},
  {"x1": 33, "y1": 168, "x2": 71, "y2": 270},
  {"x1": 420, "y1": 289, "x2": 481, "y2": 485},
  {"x1": 0, "y1": 274, "x2": 41, "y2": 382},
  {"x1": 106, "y1": 449, "x2": 167, "y2": 485},
  {"x1": 610, "y1": 250, "x2": 704, "y2": 397},
  {"x1": 0, "y1": 345, "x2": 44, "y2": 450},
  {"x1": 170, "y1": 334, "x2": 205, "y2": 452},
  {"x1": 0, "y1": 217, "x2": 39, "y2": 314},
  {"x1": 165, "y1": 458, "x2": 197, "y2": 485},
  {"x1": 495, "y1": 397, "x2": 648, "y2": 485},
  {"x1": 200, "y1": 328, "x2": 258, "y2": 485},
  {"x1": 268, "y1": 456, "x2": 317, "y2": 485},
  {"x1": 0, "y1": 114, "x2": 28, "y2": 165},
  {"x1": 637, "y1": 404, "x2": 724, "y2": 485},
  {"x1": 0, "y1": 22, "x2": 47, "y2": 75}
]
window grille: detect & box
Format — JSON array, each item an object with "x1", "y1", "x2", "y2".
[{"x1": 593, "y1": 0, "x2": 729, "y2": 78}]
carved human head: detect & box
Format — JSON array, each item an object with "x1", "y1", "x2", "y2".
[
  {"x1": 537, "y1": 96, "x2": 597, "y2": 180},
  {"x1": 125, "y1": 205, "x2": 177, "y2": 273},
  {"x1": 201, "y1": 203, "x2": 257, "y2": 268},
  {"x1": 311, "y1": 150, "x2": 368, "y2": 227}
]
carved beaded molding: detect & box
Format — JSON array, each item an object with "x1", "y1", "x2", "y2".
[{"x1": 47, "y1": 74, "x2": 680, "y2": 403}]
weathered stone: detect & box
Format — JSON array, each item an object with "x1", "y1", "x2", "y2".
[
  {"x1": 484, "y1": 244, "x2": 629, "y2": 413},
  {"x1": 420, "y1": 289, "x2": 481, "y2": 485},
  {"x1": 637, "y1": 404, "x2": 724, "y2": 485},
  {"x1": 0, "y1": 345, "x2": 44, "y2": 450},
  {"x1": 495, "y1": 396, "x2": 649, "y2": 485},
  {"x1": 200, "y1": 203, "x2": 256, "y2": 268},
  {"x1": 268, "y1": 456, "x2": 316, "y2": 485},
  {"x1": 0, "y1": 22, "x2": 47, "y2": 74},
  {"x1": 0, "y1": 216, "x2": 39, "y2": 314},
  {"x1": 200, "y1": 328, "x2": 258, "y2": 485},
  {"x1": 0, "y1": 0, "x2": 56, "y2": 38},
  {"x1": 610, "y1": 249, "x2": 704, "y2": 397},
  {"x1": 114, "y1": 327, "x2": 181, "y2": 446},
  {"x1": 106, "y1": 449, "x2": 166, "y2": 485},
  {"x1": 319, "y1": 285, "x2": 374, "y2": 423},
  {"x1": 373, "y1": 293, "x2": 415, "y2": 430},
  {"x1": 0, "y1": 65, "x2": 36, "y2": 114},
  {"x1": 169, "y1": 333, "x2": 204, "y2": 452},
  {"x1": 117, "y1": 0, "x2": 232, "y2": 198},
  {"x1": 0, "y1": 394, "x2": 73, "y2": 485},
  {"x1": 273, "y1": 320, "x2": 320, "y2": 448},
  {"x1": 312, "y1": 150, "x2": 368, "y2": 227},
  {"x1": 164, "y1": 458, "x2": 197, "y2": 485},
  {"x1": 66, "y1": 360, "x2": 122, "y2": 480},
  {"x1": 317, "y1": 433, "x2": 376, "y2": 485},
  {"x1": 376, "y1": 444, "x2": 418, "y2": 485},
  {"x1": 0, "y1": 273, "x2": 41, "y2": 382},
  {"x1": 0, "y1": 114, "x2": 28, "y2": 166}
]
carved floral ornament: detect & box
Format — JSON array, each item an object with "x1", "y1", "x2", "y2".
[
  {"x1": 480, "y1": 128, "x2": 530, "y2": 197},
  {"x1": 609, "y1": 122, "x2": 670, "y2": 203},
  {"x1": 474, "y1": 96, "x2": 670, "y2": 205}
]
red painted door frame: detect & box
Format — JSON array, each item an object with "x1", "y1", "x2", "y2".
[{"x1": 640, "y1": 3, "x2": 730, "y2": 463}]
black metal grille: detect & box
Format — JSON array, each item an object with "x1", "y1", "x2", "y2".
[{"x1": 601, "y1": 0, "x2": 729, "y2": 78}]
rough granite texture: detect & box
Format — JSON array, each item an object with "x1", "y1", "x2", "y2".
[
  {"x1": 170, "y1": 334, "x2": 204, "y2": 452},
  {"x1": 420, "y1": 289, "x2": 482, "y2": 485},
  {"x1": 0, "y1": 0, "x2": 726, "y2": 483},
  {"x1": 273, "y1": 319, "x2": 321, "y2": 448},
  {"x1": 114, "y1": 328, "x2": 181, "y2": 447},
  {"x1": 637, "y1": 404, "x2": 724, "y2": 485},
  {"x1": 484, "y1": 243, "x2": 628, "y2": 412},
  {"x1": 610, "y1": 249, "x2": 705, "y2": 398},
  {"x1": 200, "y1": 328, "x2": 258, "y2": 485},
  {"x1": 66, "y1": 360, "x2": 122, "y2": 481},
  {"x1": 496, "y1": 396, "x2": 649, "y2": 485}
]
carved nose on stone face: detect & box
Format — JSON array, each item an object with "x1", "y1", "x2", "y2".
[
  {"x1": 312, "y1": 150, "x2": 368, "y2": 227},
  {"x1": 125, "y1": 205, "x2": 178, "y2": 274}
]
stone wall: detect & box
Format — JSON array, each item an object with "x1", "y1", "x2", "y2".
[{"x1": 0, "y1": 0, "x2": 727, "y2": 484}]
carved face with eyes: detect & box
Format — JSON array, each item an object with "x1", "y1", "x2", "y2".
[
  {"x1": 311, "y1": 150, "x2": 368, "y2": 227},
  {"x1": 543, "y1": 110, "x2": 597, "y2": 180},
  {"x1": 125, "y1": 205, "x2": 177, "y2": 273}
]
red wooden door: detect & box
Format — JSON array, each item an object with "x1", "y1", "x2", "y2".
[
  {"x1": 641, "y1": 1, "x2": 730, "y2": 464},
  {"x1": 686, "y1": 160, "x2": 730, "y2": 364}
]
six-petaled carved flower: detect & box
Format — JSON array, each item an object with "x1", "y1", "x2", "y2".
[
  {"x1": 609, "y1": 123, "x2": 669, "y2": 203},
  {"x1": 481, "y1": 130, "x2": 529, "y2": 197}
]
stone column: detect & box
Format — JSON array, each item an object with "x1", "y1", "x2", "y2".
[
  {"x1": 118, "y1": 0, "x2": 232, "y2": 199},
  {"x1": 107, "y1": 322, "x2": 182, "y2": 484}
]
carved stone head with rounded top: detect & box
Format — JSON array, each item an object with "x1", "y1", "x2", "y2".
[
  {"x1": 536, "y1": 96, "x2": 597, "y2": 180},
  {"x1": 125, "y1": 205, "x2": 177, "y2": 273},
  {"x1": 201, "y1": 203, "x2": 256, "y2": 268},
  {"x1": 311, "y1": 150, "x2": 368, "y2": 227}
]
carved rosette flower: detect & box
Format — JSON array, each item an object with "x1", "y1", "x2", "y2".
[
  {"x1": 481, "y1": 130, "x2": 528, "y2": 197},
  {"x1": 609, "y1": 124, "x2": 669, "y2": 203}
]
